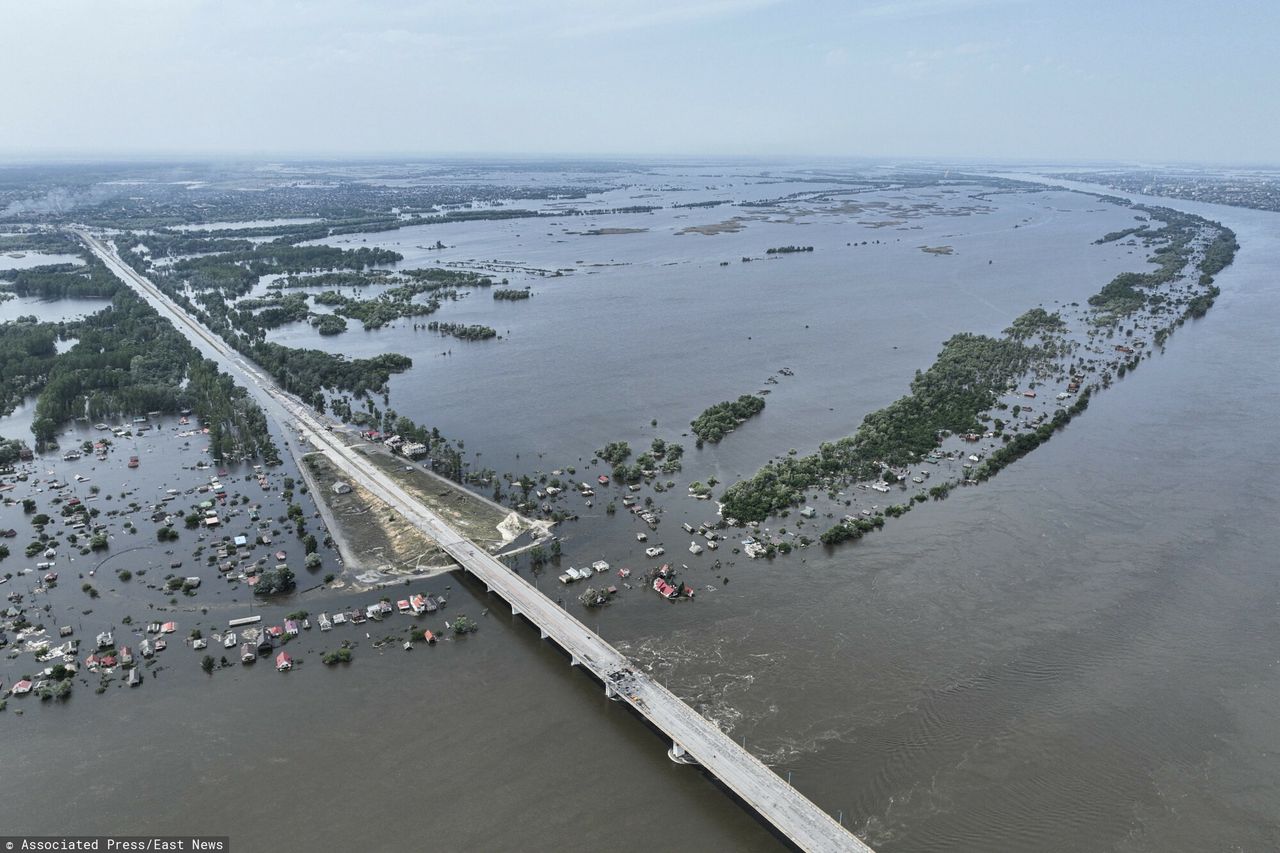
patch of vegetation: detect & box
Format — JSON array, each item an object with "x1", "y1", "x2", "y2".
[
  {"x1": 425, "y1": 321, "x2": 497, "y2": 341},
  {"x1": 1087, "y1": 273, "x2": 1147, "y2": 314},
  {"x1": 27, "y1": 284, "x2": 278, "y2": 460},
  {"x1": 322, "y1": 645, "x2": 352, "y2": 665},
  {"x1": 0, "y1": 437, "x2": 32, "y2": 464},
  {"x1": 691, "y1": 394, "x2": 765, "y2": 443},
  {"x1": 492, "y1": 288, "x2": 531, "y2": 301},
  {"x1": 248, "y1": 342, "x2": 411, "y2": 399},
  {"x1": 253, "y1": 565, "x2": 296, "y2": 596},
  {"x1": 0, "y1": 318, "x2": 61, "y2": 417},
  {"x1": 311, "y1": 314, "x2": 348, "y2": 335},
  {"x1": 720, "y1": 333, "x2": 1038, "y2": 521},
  {"x1": 596, "y1": 441, "x2": 631, "y2": 466},
  {"x1": 1094, "y1": 225, "x2": 1150, "y2": 244},
  {"x1": 1003, "y1": 308, "x2": 1065, "y2": 340},
  {"x1": 314, "y1": 282, "x2": 442, "y2": 330},
  {"x1": 3, "y1": 260, "x2": 120, "y2": 299}
]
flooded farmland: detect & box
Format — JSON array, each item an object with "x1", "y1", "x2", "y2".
[{"x1": 1, "y1": 166, "x2": 1278, "y2": 853}]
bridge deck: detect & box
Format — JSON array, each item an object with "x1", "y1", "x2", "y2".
[{"x1": 80, "y1": 230, "x2": 873, "y2": 853}]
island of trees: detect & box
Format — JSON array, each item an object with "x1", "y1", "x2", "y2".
[
  {"x1": 426, "y1": 322, "x2": 497, "y2": 341},
  {"x1": 721, "y1": 202, "x2": 1239, "y2": 539},
  {"x1": 718, "y1": 331, "x2": 1038, "y2": 522},
  {"x1": 690, "y1": 394, "x2": 766, "y2": 444},
  {"x1": 312, "y1": 282, "x2": 442, "y2": 330},
  {"x1": 493, "y1": 288, "x2": 531, "y2": 301}
]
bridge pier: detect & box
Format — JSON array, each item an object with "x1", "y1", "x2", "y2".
[
  {"x1": 570, "y1": 654, "x2": 581, "y2": 667},
  {"x1": 668, "y1": 742, "x2": 699, "y2": 765},
  {"x1": 605, "y1": 683, "x2": 623, "y2": 701}
]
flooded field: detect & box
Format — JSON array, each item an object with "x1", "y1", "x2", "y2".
[{"x1": 1, "y1": 167, "x2": 1278, "y2": 852}]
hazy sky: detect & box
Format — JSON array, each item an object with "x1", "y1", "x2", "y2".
[{"x1": 3, "y1": 0, "x2": 1275, "y2": 164}]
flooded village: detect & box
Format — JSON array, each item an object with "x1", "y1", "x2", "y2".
[
  {"x1": 1, "y1": 158, "x2": 1268, "y2": 853},
  {"x1": 0, "y1": 175, "x2": 1235, "y2": 718},
  {"x1": 0, "y1": 410, "x2": 491, "y2": 709},
  {"x1": 2, "y1": 0, "x2": 1278, "y2": 842}
]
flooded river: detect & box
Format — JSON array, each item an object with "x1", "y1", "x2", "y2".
[{"x1": 2, "y1": 169, "x2": 1278, "y2": 852}]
